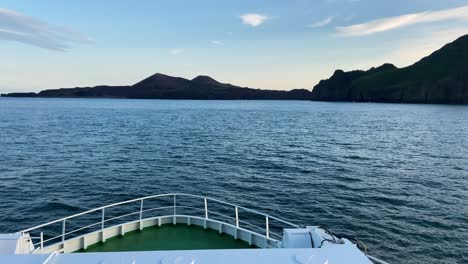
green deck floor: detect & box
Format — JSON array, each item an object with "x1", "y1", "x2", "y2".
[{"x1": 80, "y1": 224, "x2": 255, "y2": 252}]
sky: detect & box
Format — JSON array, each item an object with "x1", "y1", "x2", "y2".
[{"x1": 1, "y1": 0, "x2": 468, "y2": 93}]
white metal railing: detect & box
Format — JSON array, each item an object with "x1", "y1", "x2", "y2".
[
  {"x1": 367, "y1": 255, "x2": 391, "y2": 264},
  {"x1": 42, "y1": 251, "x2": 59, "y2": 264},
  {"x1": 17, "y1": 193, "x2": 388, "y2": 263},
  {"x1": 19, "y1": 193, "x2": 299, "y2": 252}
]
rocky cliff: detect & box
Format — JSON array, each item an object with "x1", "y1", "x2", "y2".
[{"x1": 311, "y1": 35, "x2": 468, "y2": 104}]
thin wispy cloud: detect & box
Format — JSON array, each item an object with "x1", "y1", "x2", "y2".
[
  {"x1": 352, "y1": 25, "x2": 468, "y2": 70},
  {"x1": 240, "y1": 13, "x2": 269, "y2": 27},
  {"x1": 210, "y1": 40, "x2": 223, "y2": 45},
  {"x1": 386, "y1": 26, "x2": 468, "y2": 67},
  {"x1": 309, "y1": 16, "x2": 334, "y2": 28},
  {"x1": 336, "y1": 5, "x2": 468, "y2": 37},
  {"x1": 169, "y1": 49, "x2": 183, "y2": 55},
  {"x1": 0, "y1": 8, "x2": 91, "y2": 51}
]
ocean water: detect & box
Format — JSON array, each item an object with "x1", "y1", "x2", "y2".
[{"x1": 0, "y1": 98, "x2": 467, "y2": 263}]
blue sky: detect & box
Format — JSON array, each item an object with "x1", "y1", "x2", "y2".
[{"x1": 1, "y1": 0, "x2": 468, "y2": 92}]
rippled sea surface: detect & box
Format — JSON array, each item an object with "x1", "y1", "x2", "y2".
[{"x1": 0, "y1": 98, "x2": 467, "y2": 263}]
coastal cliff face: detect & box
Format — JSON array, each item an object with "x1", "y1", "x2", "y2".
[{"x1": 311, "y1": 35, "x2": 468, "y2": 104}]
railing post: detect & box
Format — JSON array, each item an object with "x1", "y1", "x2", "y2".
[
  {"x1": 204, "y1": 198, "x2": 208, "y2": 219},
  {"x1": 101, "y1": 208, "x2": 105, "y2": 230},
  {"x1": 101, "y1": 208, "x2": 105, "y2": 242},
  {"x1": 62, "y1": 219, "x2": 66, "y2": 243},
  {"x1": 40, "y1": 232, "x2": 44, "y2": 253},
  {"x1": 173, "y1": 194, "x2": 176, "y2": 225},
  {"x1": 139, "y1": 199, "x2": 144, "y2": 220},
  {"x1": 139, "y1": 199, "x2": 144, "y2": 230},
  {"x1": 235, "y1": 206, "x2": 239, "y2": 228},
  {"x1": 266, "y1": 216, "x2": 269, "y2": 238}
]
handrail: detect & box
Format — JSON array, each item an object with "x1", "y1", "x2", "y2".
[
  {"x1": 17, "y1": 193, "x2": 386, "y2": 264},
  {"x1": 367, "y1": 255, "x2": 391, "y2": 264},
  {"x1": 42, "y1": 251, "x2": 58, "y2": 264},
  {"x1": 18, "y1": 193, "x2": 300, "y2": 253},
  {"x1": 174, "y1": 193, "x2": 299, "y2": 228},
  {"x1": 20, "y1": 193, "x2": 175, "y2": 233},
  {"x1": 20, "y1": 193, "x2": 298, "y2": 233}
]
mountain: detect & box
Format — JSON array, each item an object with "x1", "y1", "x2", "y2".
[
  {"x1": 311, "y1": 35, "x2": 468, "y2": 104},
  {"x1": 1, "y1": 74, "x2": 312, "y2": 100},
  {"x1": 3, "y1": 35, "x2": 468, "y2": 104}
]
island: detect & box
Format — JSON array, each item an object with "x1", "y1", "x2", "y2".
[
  {"x1": 2, "y1": 34, "x2": 468, "y2": 104},
  {"x1": 1, "y1": 74, "x2": 312, "y2": 100}
]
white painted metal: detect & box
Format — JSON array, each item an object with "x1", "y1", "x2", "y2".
[
  {"x1": 40, "y1": 233, "x2": 43, "y2": 254},
  {"x1": 21, "y1": 193, "x2": 299, "y2": 235},
  {"x1": 235, "y1": 206, "x2": 239, "y2": 228},
  {"x1": 42, "y1": 251, "x2": 58, "y2": 264},
  {"x1": 101, "y1": 208, "x2": 105, "y2": 243},
  {"x1": 204, "y1": 198, "x2": 208, "y2": 219},
  {"x1": 367, "y1": 255, "x2": 391, "y2": 264},
  {"x1": 139, "y1": 199, "x2": 144, "y2": 230},
  {"x1": 61, "y1": 220, "x2": 65, "y2": 243},
  {"x1": 306, "y1": 226, "x2": 333, "y2": 248},
  {"x1": 19, "y1": 194, "x2": 297, "y2": 253},
  {"x1": 139, "y1": 199, "x2": 144, "y2": 220},
  {"x1": 173, "y1": 195, "x2": 176, "y2": 225},
  {"x1": 36, "y1": 215, "x2": 280, "y2": 254},
  {"x1": 0, "y1": 247, "x2": 375, "y2": 264},
  {"x1": 13, "y1": 193, "x2": 387, "y2": 263},
  {"x1": 0, "y1": 233, "x2": 22, "y2": 254},
  {"x1": 282, "y1": 229, "x2": 313, "y2": 248}
]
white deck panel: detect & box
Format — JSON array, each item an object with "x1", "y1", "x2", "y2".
[
  {"x1": 0, "y1": 234, "x2": 20, "y2": 254},
  {"x1": 0, "y1": 247, "x2": 373, "y2": 264}
]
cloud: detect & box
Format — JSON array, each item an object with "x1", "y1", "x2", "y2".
[
  {"x1": 308, "y1": 17, "x2": 334, "y2": 28},
  {"x1": 336, "y1": 5, "x2": 468, "y2": 37},
  {"x1": 339, "y1": 26, "x2": 468, "y2": 73},
  {"x1": 0, "y1": 8, "x2": 91, "y2": 51},
  {"x1": 210, "y1": 40, "x2": 223, "y2": 45},
  {"x1": 169, "y1": 49, "x2": 183, "y2": 55},
  {"x1": 384, "y1": 26, "x2": 468, "y2": 67},
  {"x1": 240, "y1": 13, "x2": 269, "y2": 27}
]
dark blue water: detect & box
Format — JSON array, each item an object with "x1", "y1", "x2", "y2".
[{"x1": 0, "y1": 98, "x2": 467, "y2": 263}]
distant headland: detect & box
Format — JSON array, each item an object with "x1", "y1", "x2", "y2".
[
  {"x1": 1, "y1": 74, "x2": 313, "y2": 100},
  {"x1": 3, "y1": 34, "x2": 468, "y2": 104}
]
